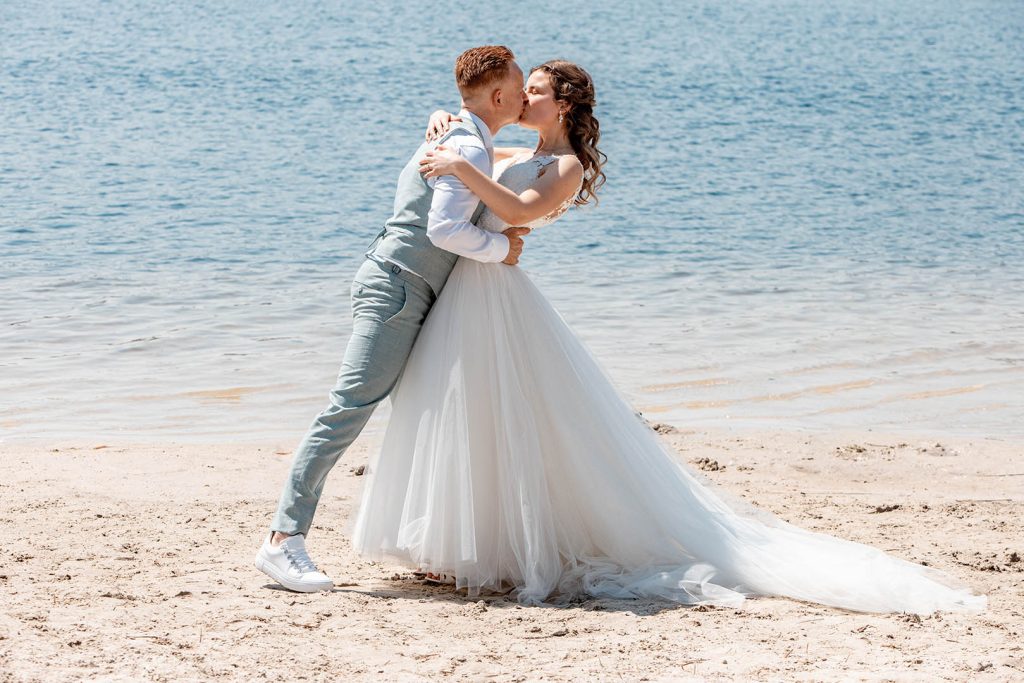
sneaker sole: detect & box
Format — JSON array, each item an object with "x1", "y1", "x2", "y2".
[{"x1": 254, "y1": 553, "x2": 333, "y2": 593}]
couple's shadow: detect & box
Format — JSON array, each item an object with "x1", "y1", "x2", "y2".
[{"x1": 261, "y1": 577, "x2": 709, "y2": 616}]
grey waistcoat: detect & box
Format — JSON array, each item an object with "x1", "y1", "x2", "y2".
[{"x1": 365, "y1": 119, "x2": 488, "y2": 295}]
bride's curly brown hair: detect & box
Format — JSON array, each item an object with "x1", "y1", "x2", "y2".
[{"x1": 532, "y1": 60, "x2": 607, "y2": 206}]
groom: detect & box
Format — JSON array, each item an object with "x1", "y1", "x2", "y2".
[{"x1": 254, "y1": 46, "x2": 531, "y2": 592}]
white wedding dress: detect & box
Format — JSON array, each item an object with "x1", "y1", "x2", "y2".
[{"x1": 350, "y1": 153, "x2": 985, "y2": 614}]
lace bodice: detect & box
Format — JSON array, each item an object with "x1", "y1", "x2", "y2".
[{"x1": 476, "y1": 153, "x2": 580, "y2": 233}]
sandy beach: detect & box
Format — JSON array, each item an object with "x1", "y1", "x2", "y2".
[{"x1": 1, "y1": 426, "x2": 1020, "y2": 682}]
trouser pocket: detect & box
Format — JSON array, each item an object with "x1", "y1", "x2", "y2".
[
  {"x1": 364, "y1": 227, "x2": 387, "y2": 254},
  {"x1": 351, "y1": 261, "x2": 409, "y2": 325}
]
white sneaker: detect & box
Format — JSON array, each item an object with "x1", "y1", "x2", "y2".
[{"x1": 254, "y1": 532, "x2": 334, "y2": 593}]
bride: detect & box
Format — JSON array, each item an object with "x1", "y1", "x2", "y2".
[{"x1": 350, "y1": 60, "x2": 985, "y2": 614}]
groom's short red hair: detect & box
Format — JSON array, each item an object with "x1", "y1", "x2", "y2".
[{"x1": 455, "y1": 46, "x2": 516, "y2": 96}]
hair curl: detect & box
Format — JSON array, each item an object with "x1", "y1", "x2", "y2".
[{"x1": 531, "y1": 60, "x2": 607, "y2": 206}]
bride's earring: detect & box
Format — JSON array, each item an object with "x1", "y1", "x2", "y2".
[{"x1": 558, "y1": 111, "x2": 564, "y2": 124}]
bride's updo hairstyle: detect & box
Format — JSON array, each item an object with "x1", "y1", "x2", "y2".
[{"x1": 532, "y1": 60, "x2": 607, "y2": 206}]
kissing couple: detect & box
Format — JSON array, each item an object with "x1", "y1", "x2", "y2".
[{"x1": 255, "y1": 45, "x2": 983, "y2": 614}]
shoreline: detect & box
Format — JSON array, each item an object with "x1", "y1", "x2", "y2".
[
  {"x1": 3, "y1": 417, "x2": 1021, "y2": 449},
  {"x1": 5, "y1": 345, "x2": 1021, "y2": 444},
  {"x1": 2, "y1": 426, "x2": 1020, "y2": 680}
]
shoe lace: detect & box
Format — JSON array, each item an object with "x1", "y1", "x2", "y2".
[{"x1": 282, "y1": 545, "x2": 319, "y2": 574}]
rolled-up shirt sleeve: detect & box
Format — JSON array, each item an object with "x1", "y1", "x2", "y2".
[{"x1": 426, "y1": 142, "x2": 510, "y2": 263}]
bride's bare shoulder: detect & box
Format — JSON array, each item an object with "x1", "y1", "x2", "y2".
[
  {"x1": 550, "y1": 154, "x2": 584, "y2": 184},
  {"x1": 558, "y1": 154, "x2": 584, "y2": 175}
]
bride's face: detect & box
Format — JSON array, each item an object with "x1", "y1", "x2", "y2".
[{"x1": 518, "y1": 71, "x2": 562, "y2": 130}]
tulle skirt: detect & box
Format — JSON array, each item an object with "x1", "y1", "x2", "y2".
[{"x1": 350, "y1": 258, "x2": 985, "y2": 614}]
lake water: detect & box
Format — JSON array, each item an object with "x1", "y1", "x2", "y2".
[{"x1": 2, "y1": 0, "x2": 1022, "y2": 443}]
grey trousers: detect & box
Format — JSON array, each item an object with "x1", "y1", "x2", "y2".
[{"x1": 270, "y1": 256, "x2": 437, "y2": 536}]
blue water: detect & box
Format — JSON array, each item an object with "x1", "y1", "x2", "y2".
[{"x1": 2, "y1": 1, "x2": 1023, "y2": 442}]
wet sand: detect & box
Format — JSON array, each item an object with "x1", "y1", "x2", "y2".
[{"x1": 1, "y1": 427, "x2": 1021, "y2": 681}]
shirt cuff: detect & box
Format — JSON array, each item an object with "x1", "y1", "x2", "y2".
[{"x1": 489, "y1": 232, "x2": 511, "y2": 262}]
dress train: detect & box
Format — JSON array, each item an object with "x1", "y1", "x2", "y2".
[{"x1": 350, "y1": 257, "x2": 985, "y2": 614}]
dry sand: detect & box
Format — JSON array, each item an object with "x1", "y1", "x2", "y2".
[{"x1": 1, "y1": 426, "x2": 1021, "y2": 681}]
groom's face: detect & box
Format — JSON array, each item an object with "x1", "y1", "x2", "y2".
[{"x1": 495, "y1": 63, "x2": 527, "y2": 125}]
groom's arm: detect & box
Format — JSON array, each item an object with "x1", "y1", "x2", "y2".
[{"x1": 426, "y1": 142, "x2": 510, "y2": 263}]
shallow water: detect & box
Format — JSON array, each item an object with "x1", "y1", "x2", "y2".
[{"x1": 2, "y1": 0, "x2": 1022, "y2": 442}]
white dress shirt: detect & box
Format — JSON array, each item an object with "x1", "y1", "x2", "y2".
[{"x1": 425, "y1": 109, "x2": 510, "y2": 262}]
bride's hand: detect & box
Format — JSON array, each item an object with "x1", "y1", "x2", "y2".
[
  {"x1": 425, "y1": 110, "x2": 462, "y2": 141},
  {"x1": 419, "y1": 145, "x2": 465, "y2": 179}
]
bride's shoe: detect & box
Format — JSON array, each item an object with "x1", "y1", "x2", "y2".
[{"x1": 413, "y1": 569, "x2": 456, "y2": 585}]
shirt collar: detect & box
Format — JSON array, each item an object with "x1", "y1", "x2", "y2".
[{"x1": 459, "y1": 108, "x2": 494, "y2": 158}]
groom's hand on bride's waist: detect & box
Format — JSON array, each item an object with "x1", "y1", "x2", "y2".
[{"x1": 501, "y1": 227, "x2": 531, "y2": 265}]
